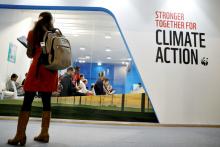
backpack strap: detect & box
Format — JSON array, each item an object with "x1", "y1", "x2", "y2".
[{"x1": 35, "y1": 27, "x2": 55, "y2": 78}]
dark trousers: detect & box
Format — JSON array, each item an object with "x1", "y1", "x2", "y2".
[{"x1": 21, "y1": 91, "x2": 52, "y2": 111}]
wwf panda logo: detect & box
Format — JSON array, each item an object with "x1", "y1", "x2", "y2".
[{"x1": 201, "y1": 57, "x2": 208, "y2": 66}]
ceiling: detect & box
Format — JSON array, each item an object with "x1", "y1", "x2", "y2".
[{"x1": 0, "y1": 9, "x2": 132, "y2": 65}]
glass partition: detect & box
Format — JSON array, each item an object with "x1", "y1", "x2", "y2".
[{"x1": 0, "y1": 9, "x2": 157, "y2": 122}]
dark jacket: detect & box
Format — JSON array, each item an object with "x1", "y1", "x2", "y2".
[
  {"x1": 60, "y1": 73, "x2": 86, "y2": 96},
  {"x1": 60, "y1": 73, "x2": 76, "y2": 96},
  {"x1": 94, "y1": 78, "x2": 105, "y2": 95}
]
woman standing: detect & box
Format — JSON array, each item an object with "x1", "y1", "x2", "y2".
[{"x1": 8, "y1": 12, "x2": 58, "y2": 146}]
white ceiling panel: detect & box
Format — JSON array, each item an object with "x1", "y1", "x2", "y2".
[{"x1": 0, "y1": 9, "x2": 131, "y2": 64}]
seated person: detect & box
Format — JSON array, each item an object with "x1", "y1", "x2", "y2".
[
  {"x1": 77, "y1": 75, "x2": 93, "y2": 95},
  {"x1": 83, "y1": 79, "x2": 94, "y2": 95},
  {"x1": 103, "y1": 78, "x2": 115, "y2": 95},
  {"x1": 94, "y1": 72, "x2": 105, "y2": 95},
  {"x1": 60, "y1": 67, "x2": 86, "y2": 96},
  {"x1": 6, "y1": 73, "x2": 24, "y2": 96},
  {"x1": 132, "y1": 83, "x2": 145, "y2": 93},
  {"x1": 73, "y1": 66, "x2": 80, "y2": 85},
  {"x1": 90, "y1": 84, "x2": 96, "y2": 95}
]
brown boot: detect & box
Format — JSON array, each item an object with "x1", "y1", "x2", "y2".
[
  {"x1": 34, "y1": 111, "x2": 51, "y2": 143},
  {"x1": 8, "y1": 111, "x2": 30, "y2": 146}
]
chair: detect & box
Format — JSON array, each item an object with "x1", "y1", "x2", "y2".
[{"x1": 0, "y1": 82, "x2": 16, "y2": 100}]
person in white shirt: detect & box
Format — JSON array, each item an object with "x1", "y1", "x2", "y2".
[
  {"x1": 77, "y1": 75, "x2": 93, "y2": 95},
  {"x1": 6, "y1": 73, "x2": 24, "y2": 96}
]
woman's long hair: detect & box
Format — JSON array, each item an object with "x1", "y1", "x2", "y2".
[{"x1": 32, "y1": 12, "x2": 54, "y2": 52}]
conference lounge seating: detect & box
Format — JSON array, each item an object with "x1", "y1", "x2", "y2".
[{"x1": 0, "y1": 82, "x2": 17, "y2": 100}]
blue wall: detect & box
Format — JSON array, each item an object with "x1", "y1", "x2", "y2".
[
  {"x1": 74, "y1": 62, "x2": 142, "y2": 94},
  {"x1": 74, "y1": 62, "x2": 119, "y2": 92}
]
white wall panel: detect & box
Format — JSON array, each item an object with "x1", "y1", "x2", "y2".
[{"x1": 0, "y1": 0, "x2": 220, "y2": 124}]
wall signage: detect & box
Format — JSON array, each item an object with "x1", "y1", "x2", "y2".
[{"x1": 155, "y1": 11, "x2": 208, "y2": 66}]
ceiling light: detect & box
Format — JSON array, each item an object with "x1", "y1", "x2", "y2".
[
  {"x1": 73, "y1": 34, "x2": 79, "y2": 37},
  {"x1": 78, "y1": 57, "x2": 85, "y2": 60},
  {"x1": 79, "y1": 60, "x2": 86, "y2": 63},
  {"x1": 122, "y1": 61, "x2": 129, "y2": 65},
  {"x1": 106, "y1": 57, "x2": 112, "y2": 60},
  {"x1": 80, "y1": 47, "x2": 85, "y2": 51},
  {"x1": 105, "y1": 35, "x2": 112, "y2": 39},
  {"x1": 105, "y1": 48, "x2": 112, "y2": 52},
  {"x1": 97, "y1": 62, "x2": 102, "y2": 66},
  {"x1": 85, "y1": 56, "x2": 90, "y2": 59},
  {"x1": 127, "y1": 58, "x2": 132, "y2": 61}
]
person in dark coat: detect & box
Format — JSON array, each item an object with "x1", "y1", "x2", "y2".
[
  {"x1": 60, "y1": 67, "x2": 85, "y2": 96},
  {"x1": 94, "y1": 72, "x2": 105, "y2": 95}
]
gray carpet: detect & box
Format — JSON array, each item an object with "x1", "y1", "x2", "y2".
[{"x1": 0, "y1": 120, "x2": 220, "y2": 147}]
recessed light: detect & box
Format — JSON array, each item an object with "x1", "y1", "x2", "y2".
[
  {"x1": 106, "y1": 57, "x2": 112, "y2": 60},
  {"x1": 97, "y1": 62, "x2": 102, "y2": 66},
  {"x1": 79, "y1": 60, "x2": 86, "y2": 63},
  {"x1": 122, "y1": 61, "x2": 129, "y2": 65},
  {"x1": 78, "y1": 57, "x2": 85, "y2": 60},
  {"x1": 105, "y1": 49, "x2": 112, "y2": 52},
  {"x1": 85, "y1": 56, "x2": 90, "y2": 59},
  {"x1": 80, "y1": 47, "x2": 85, "y2": 51},
  {"x1": 105, "y1": 35, "x2": 112, "y2": 39}
]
